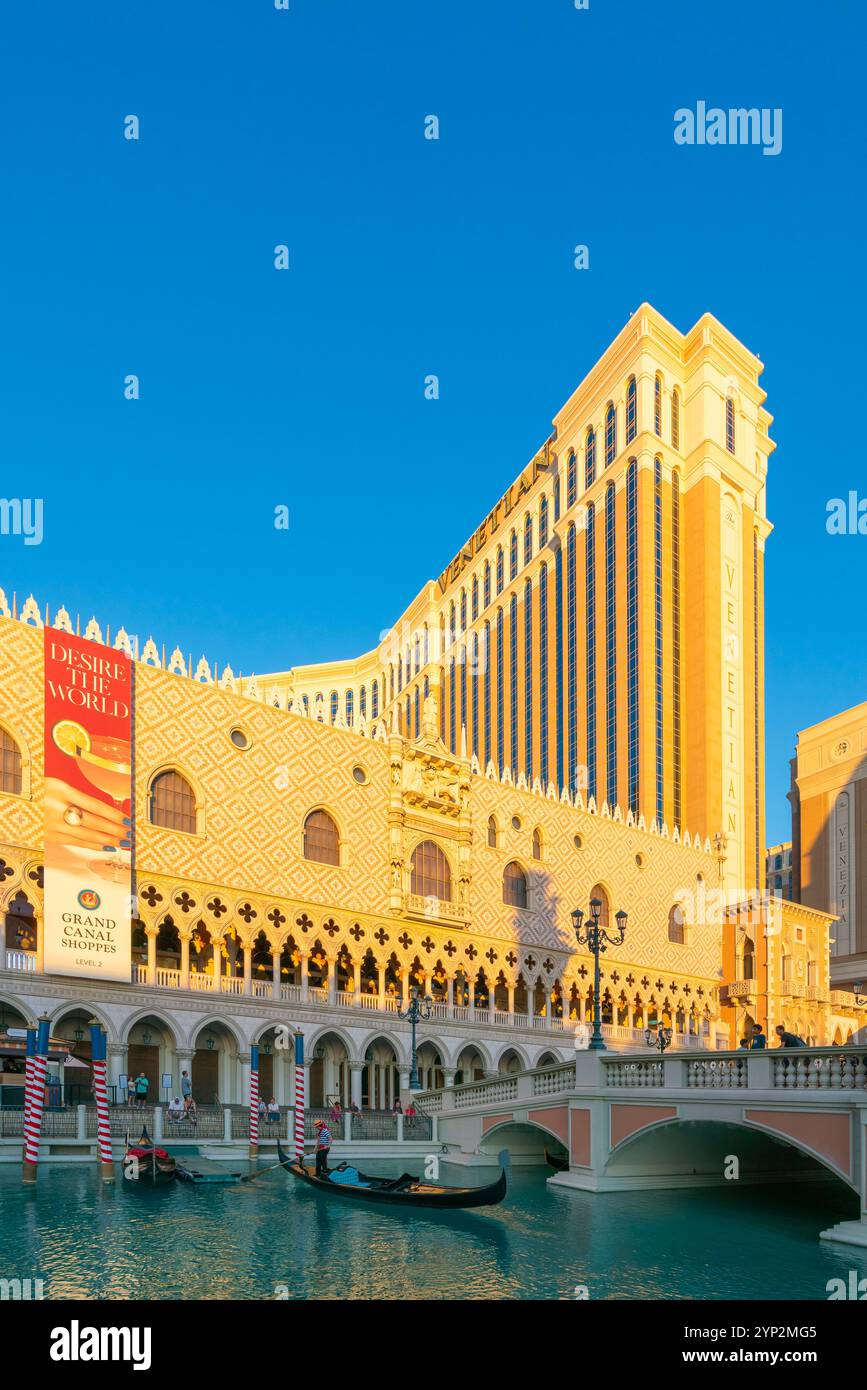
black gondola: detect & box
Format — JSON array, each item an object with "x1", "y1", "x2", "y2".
[
  {"x1": 123, "y1": 1126, "x2": 177, "y2": 1186},
  {"x1": 545, "y1": 1146, "x2": 568, "y2": 1171},
  {"x1": 276, "y1": 1136, "x2": 506, "y2": 1210}
]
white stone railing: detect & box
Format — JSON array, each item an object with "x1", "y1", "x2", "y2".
[
  {"x1": 601, "y1": 1047, "x2": 867, "y2": 1092},
  {"x1": 2, "y1": 950, "x2": 35, "y2": 974}
]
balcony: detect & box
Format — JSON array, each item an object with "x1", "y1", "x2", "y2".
[{"x1": 722, "y1": 979, "x2": 754, "y2": 999}]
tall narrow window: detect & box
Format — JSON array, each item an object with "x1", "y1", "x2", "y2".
[
  {"x1": 330, "y1": 690, "x2": 339, "y2": 721},
  {"x1": 509, "y1": 529, "x2": 518, "y2": 580},
  {"x1": 470, "y1": 632, "x2": 479, "y2": 761},
  {"x1": 448, "y1": 604, "x2": 455, "y2": 649},
  {"x1": 496, "y1": 547, "x2": 504, "y2": 594},
  {"x1": 345, "y1": 689, "x2": 354, "y2": 725},
  {"x1": 484, "y1": 561, "x2": 491, "y2": 609},
  {"x1": 604, "y1": 483, "x2": 617, "y2": 803},
  {"x1": 414, "y1": 636, "x2": 420, "y2": 673},
  {"x1": 605, "y1": 403, "x2": 616, "y2": 467},
  {"x1": 585, "y1": 428, "x2": 596, "y2": 488},
  {"x1": 671, "y1": 388, "x2": 680, "y2": 450},
  {"x1": 449, "y1": 657, "x2": 456, "y2": 753},
  {"x1": 566, "y1": 522, "x2": 578, "y2": 797},
  {"x1": 405, "y1": 694, "x2": 411, "y2": 735},
  {"x1": 483, "y1": 621, "x2": 492, "y2": 768},
  {"x1": 471, "y1": 575, "x2": 479, "y2": 622},
  {"x1": 359, "y1": 685, "x2": 367, "y2": 720},
  {"x1": 487, "y1": 815, "x2": 498, "y2": 848},
  {"x1": 150, "y1": 770, "x2": 196, "y2": 833},
  {"x1": 553, "y1": 476, "x2": 561, "y2": 522},
  {"x1": 625, "y1": 377, "x2": 637, "y2": 444},
  {"x1": 414, "y1": 684, "x2": 420, "y2": 738},
  {"x1": 567, "y1": 451, "x2": 577, "y2": 507},
  {"x1": 523, "y1": 511, "x2": 533, "y2": 565},
  {"x1": 496, "y1": 608, "x2": 504, "y2": 773},
  {"x1": 726, "y1": 396, "x2": 735, "y2": 453},
  {"x1": 523, "y1": 578, "x2": 533, "y2": 780},
  {"x1": 585, "y1": 504, "x2": 596, "y2": 802},
  {"x1": 440, "y1": 666, "x2": 445, "y2": 741},
  {"x1": 424, "y1": 624, "x2": 429, "y2": 666},
  {"x1": 539, "y1": 495, "x2": 549, "y2": 548},
  {"x1": 555, "y1": 543, "x2": 564, "y2": 791},
  {"x1": 411, "y1": 841, "x2": 452, "y2": 901},
  {"x1": 0, "y1": 730, "x2": 22, "y2": 795},
  {"x1": 509, "y1": 594, "x2": 518, "y2": 773},
  {"x1": 460, "y1": 589, "x2": 467, "y2": 633},
  {"x1": 539, "y1": 562, "x2": 549, "y2": 787},
  {"x1": 502, "y1": 861, "x2": 528, "y2": 910},
  {"x1": 654, "y1": 459, "x2": 664, "y2": 825},
  {"x1": 626, "y1": 461, "x2": 639, "y2": 813},
  {"x1": 372, "y1": 680, "x2": 379, "y2": 720},
  {"x1": 460, "y1": 642, "x2": 467, "y2": 747},
  {"x1": 303, "y1": 809, "x2": 339, "y2": 865},
  {"x1": 672, "y1": 470, "x2": 682, "y2": 829},
  {"x1": 654, "y1": 375, "x2": 662, "y2": 437}
]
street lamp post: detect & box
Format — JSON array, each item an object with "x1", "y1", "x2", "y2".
[
  {"x1": 571, "y1": 899, "x2": 627, "y2": 1051},
  {"x1": 397, "y1": 986, "x2": 433, "y2": 1090},
  {"x1": 645, "y1": 1022, "x2": 673, "y2": 1053}
]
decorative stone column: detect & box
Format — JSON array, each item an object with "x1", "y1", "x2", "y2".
[
  {"x1": 243, "y1": 944, "x2": 252, "y2": 996},
  {"x1": 326, "y1": 957, "x2": 336, "y2": 1005},
  {"x1": 180, "y1": 936, "x2": 190, "y2": 990},
  {"x1": 377, "y1": 962, "x2": 386, "y2": 1009},
  {"x1": 300, "y1": 954, "x2": 309, "y2": 1002},
  {"x1": 212, "y1": 942, "x2": 222, "y2": 990},
  {"x1": 35, "y1": 911, "x2": 44, "y2": 973},
  {"x1": 349, "y1": 1061, "x2": 364, "y2": 1111},
  {"x1": 271, "y1": 948, "x2": 281, "y2": 1000},
  {"x1": 146, "y1": 926, "x2": 158, "y2": 986},
  {"x1": 442, "y1": 1067, "x2": 456, "y2": 1089},
  {"x1": 175, "y1": 1048, "x2": 193, "y2": 1103},
  {"x1": 107, "y1": 1042, "x2": 128, "y2": 1103}
]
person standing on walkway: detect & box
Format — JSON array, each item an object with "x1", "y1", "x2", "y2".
[
  {"x1": 313, "y1": 1118, "x2": 332, "y2": 1177},
  {"x1": 134, "y1": 1072, "x2": 149, "y2": 1108}
]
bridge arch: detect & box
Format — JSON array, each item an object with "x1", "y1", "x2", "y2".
[
  {"x1": 605, "y1": 1116, "x2": 857, "y2": 1192},
  {"x1": 477, "y1": 1118, "x2": 569, "y2": 1167}
]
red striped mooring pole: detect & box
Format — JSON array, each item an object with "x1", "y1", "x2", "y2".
[
  {"x1": 89, "y1": 1021, "x2": 114, "y2": 1181},
  {"x1": 249, "y1": 1044, "x2": 259, "y2": 1159}
]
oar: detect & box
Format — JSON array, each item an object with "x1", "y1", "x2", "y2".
[{"x1": 239, "y1": 1144, "x2": 314, "y2": 1183}]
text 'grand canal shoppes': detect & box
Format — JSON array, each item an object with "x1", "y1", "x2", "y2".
[{"x1": 0, "y1": 303, "x2": 862, "y2": 1112}]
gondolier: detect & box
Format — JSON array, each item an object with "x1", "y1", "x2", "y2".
[{"x1": 314, "y1": 1118, "x2": 332, "y2": 1177}]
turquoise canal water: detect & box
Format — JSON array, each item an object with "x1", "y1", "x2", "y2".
[{"x1": 0, "y1": 1161, "x2": 864, "y2": 1300}]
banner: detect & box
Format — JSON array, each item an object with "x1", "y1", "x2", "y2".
[{"x1": 43, "y1": 630, "x2": 133, "y2": 982}]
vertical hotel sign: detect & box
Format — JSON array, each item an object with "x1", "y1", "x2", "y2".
[{"x1": 43, "y1": 630, "x2": 133, "y2": 982}]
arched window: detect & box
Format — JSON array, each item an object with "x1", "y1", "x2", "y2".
[
  {"x1": 503, "y1": 861, "x2": 528, "y2": 909},
  {"x1": 345, "y1": 689, "x2": 354, "y2": 725},
  {"x1": 509, "y1": 529, "x2": 518, "y2": 580},
  {"x1": 671, "y1": 388, "x2": 680, "y2": 450},
  {"x1": 359, "y1": 685, "x2": 367, "y2": 719},
  {"x1": 585, "y1": 428, "x2": 596, "y2": 488},
  {"x1": 726, "y1": 396, "x2": 735, "y2": 453},
  {"x1": 539, "y1": 495, "x2": 549, "y2": 547},
  {"x1": 0, "y1": 729, "x2": 23, "y2": 795},
  {"x1": 484, "y1": 561, "x2": 491, "y2": 609},
  {"x1": 523, "y1": 511, "x2": 533, "y2": 565},
  {"x1": 471, "y1": 575, "x2": 479, "y2": 621},
  {"x1": 303, "y1": 809, "x2": 340, "y2": 865},
  {"x1": 330, "y1": 690, "x2": 339, "y2": 721},
  {"x1": 150, "y1": 770, "x2": 197, "y2": 833},
  {"x1": 410, "y1": 841, "x2": 452, "y2": 901},
  {"x1": 668, "y1": 904, "x2": 685, "y2": 944},
  {"x1": 625, "y1": 376, "x2": 637, "y2": 443},
  {"x1": 605, "y1": 403, "x2": 616, "y2": 467},
  {"x1": 589, "y1": 884, "x2": 610, "y2": 929},
  {"x1": 487, "y1": 815, "x2": 498, "y2": 848},
  {"x1": 460, "y1": 590, "x2": 467, "y2": 632},
  {"x1": 532, "y1": 827, "x2": 542, "y2": 861},
  {"x1": 742, "y1": 936, "x2": 756, "y2": 980},
  {"x1": 654, "y1": 375, "x2": 662, "y2": 436},
  {"x1": 567, "y1": 451, "x2": 577, "y2": 506},
  {"x1": 371, "y1": 680, "x2": 379, "y2": 720},
  {"x1": 496, "y1": 547, "x2": 504, "y2": 594}
]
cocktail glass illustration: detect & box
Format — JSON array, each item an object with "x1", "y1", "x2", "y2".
[{"x1": 51, "y1": 721, "x2": 131, "y2": 808}]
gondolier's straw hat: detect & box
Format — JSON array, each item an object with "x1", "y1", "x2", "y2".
[{"x1": 314, "y1": 1119, "x2": 326, "y2": 1128}]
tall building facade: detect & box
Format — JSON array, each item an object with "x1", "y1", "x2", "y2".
[
  {"x1": 789, "y1": 701, "x2": 867, "y2": 992},
  {"x1": 281, "y1": 304, "x2": 774, "y2": 897},
  {"x1": 3, "y1": 305, "x2": 860, "y2": 1124}
]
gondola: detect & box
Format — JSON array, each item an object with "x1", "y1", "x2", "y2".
[
  {"x1": 545, "y1": 1146, "x2": 568, "y2": 1172},
  {"x1": 123, "y1": 1126, "x2": 177, "y2": 1186},
  {"x1": 276, "y1": 1136, "x2": 506, "y2": 1210}
]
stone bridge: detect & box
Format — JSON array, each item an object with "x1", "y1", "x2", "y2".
[{"x1": 418, "y1": 1046, "x2": 867, "y2": 1249}]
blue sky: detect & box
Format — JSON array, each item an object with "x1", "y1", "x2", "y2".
[{"x1": 0, "y1": 0, "x2": 863, "y2": 844}]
